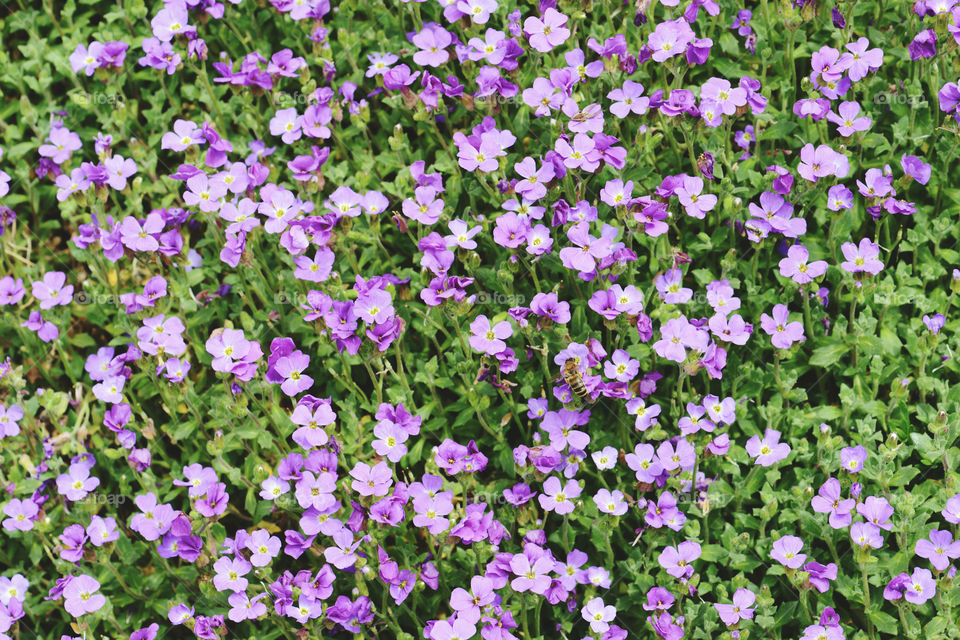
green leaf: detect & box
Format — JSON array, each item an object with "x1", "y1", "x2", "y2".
[
  {"x1": 168, "y1": 420, "x2": 198, "y2": 442},
  {"x1": 773, "y1": 601, "x2": 798, "y2": 627},
  {"x1": 234, "y1": 421, "x2": 261, "y2": 440},
  {"x1": 68, "y1": 332, "x2": 97, "y2": 348},
  {"x1": 809, "y1": 341, "x2": 851, "y2": 367},
  {"x1": 699, "y1": 544, "x2": 728, "y2": 563},
  {"x1": 878, "y1": 327, "x2": 902, "y2": 355},
  {"x1": 886, "y1": 465, "x2": 919, "y2": 487},
  {"x1": 868, "y1": 609, "x2": 900, "y2": 635},
  {"x1": 910, "y1": 433, "x2": 940, "y2": 462}
]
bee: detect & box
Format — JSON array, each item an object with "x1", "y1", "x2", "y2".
[
  {"x1": 561, "y1": 358, "x2": 594, "y2": 404},
  {"x1": 743, "y1": 221, "x2": 765, "y2": 241},
  {"x1": 570, "y1": 104, "x2": 600, "y2": 123}
]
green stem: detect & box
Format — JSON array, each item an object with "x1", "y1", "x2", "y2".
[{"x1": 861, "y1": 561, "x2": 877, "y2": 640}]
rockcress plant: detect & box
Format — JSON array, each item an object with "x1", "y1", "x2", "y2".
[{"x1": 0, "y1": 0, "x2": 960, "y2": 639}]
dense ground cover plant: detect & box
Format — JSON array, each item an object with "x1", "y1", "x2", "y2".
[{"x1": 1, "y1": 0, "x2": 960, "y2": 638}]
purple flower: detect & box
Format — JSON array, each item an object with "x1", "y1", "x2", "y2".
[
  {"x1": 87, "y1": 515, "x2": 119, "y2": 546},
  {"x1": 714, "y1": 588, "x2": 755, "y2": 625},
  {"x1": 412, "y1": 24, "x2": 453, "y2": 67},
  {"x1": 658, "y1": 540, "x2": 701, "y2": 579},
  {"x1": 811, "y1": 478, "x2": 855, "y2": 528},
  {"x1": 857, "y1": 496, "x2": 894, "y2": 530},
  {"x1": 904, "y1": 568, "x2": 936, "y2": 604},
  {"x1": 797, "y1": 143, "x2": 848, "y2": 182},
  {"x1": 63, "y1": 575, "x2": 105, "y2": 617},
  {"x1": 608, "y1": 80, "x2": 650, "y2": 118},
  {"x1": 827, "y1": 101, "x2": 872, "y2": 136},
  {"x1": 803, "y1": 562, "x2": 838, "y2": 593},
  {"x1": 449, "y1": 575, "x2": 494, "y2": 625},
  {"x1": 759, "y1": 304, "x2": 804, "y2": 349},
  {"x1": 205, "y1": 328, "x2": 262, "y2": 381},
  {"x1": 851, "y1": 522, "x2": 884, "y2": 549},
  {"x1": 226, "y1": 592, "x2": 267, "y2": 622},
  {"x1": 538, "y1": 476, "x2": 581, "y2": 515},
  {"x1": 39, "y1": 127, "x2": 82, "y2": 164},
  {"x1": 59, "y1": 524, "x2": 88, "y2": 563},
  {"x1": 0, "y1": 403, "x2": 24, "y2": 438},
  {"x1": 31, "y1": 272, "x2": 73, "y2": 309},
  {"x1": 22, "y1": 310, "x2": 60, "y2": 343},
  {"x1": 943, "y1": 494, "x2": 960, "y2": 524},
  {"x1": 56, "y1": 463, "x2": 100, "y2": 501},
  {"x1": 468, "y1": 315, "x2": 513, "y2": 355},
  {"x1": 771, "y1": 535, "x2": 806, "y2": 569},
  {"x1": 657, "y1": 438, "x2": 695, "y2": 472},
  {"x1": 130, "y1": 624, "x2": 159, "y2": 640},
  {"x1": 734, "y1": 126, "x2": 755, "y2": 150},
  {"x1": 245, "y1": 529, "x2": 281, "y2": 567},
  {"x1": 582, "y1": 596, "x2": 617, "y2": 633},
  {"x1": 274, "y1": 351, "x2": 313, "y2": 397},
  {"x1": 826, "y1": 184, "x2": 854, "y2": 211},
  {"x1": 161, "y1": 119, "x2": 203, "y2": 151},
  {"x1": 938, "y1": 80, "x2": 960, "y2": 122},
  {"x1": 373, "y1": 419, "x2": 409, "y2": 463},
  {"x1": 840, "y1": 445, "x2": 868, "y2": 473},
  {"x1": 642, "y1": 587, "x2": 675, "y2": 611},
  {"x1": 524, "y1": 8, "x2": 570, "y2": 53},
  {"x1": 431, "y1": 618, "x2": 477, "y2": 640},
  {"x1": 745, "y1": 429, "x2": 791, "y2": 466},
  {"x1": 779, "y1": 244, "x2": 828, "y2": 284},
  {"x1": 800, "y1": 625, "x2": 844, "y2": 640},
  {"x1": 139, "y1": 37, "x2": 181, "y2": 74},
  {"x1": 884, "y1": 572, "x2": 911, "y2": 601},
  {"x1": 2, "y1": 498, "x2": 39, "y2": 531},
  {"x1": 604, "y1": 349, "x2": 639, "y2": 382},
  {"x1": 151, "y1": 1, "x2": 193, "y2": 41},
  {"x1": 509, "y1": 551, "x2": 554, "y2": 594},
  {"x1": 922, "y1": 313, "x2": 945, "y2": 334},
  {"x1": 213, "y1": 556, "x2": 251, "y2": 593},
  {"x1": 701, "y1": 77, "x2": 747, "y2": 116},
  {"x1": 841, "y1": 37, "x2": 883, "y2": 80},
  {"x1": 270, "y1": 107, "x2": 303, "y2": 144},
  {"x1": 901, "y1": 154, "x2": 932, "y2": 185},
  {"x1": 503, "y1": 482, "x2": 536, "y2": 506},
  {"x1": 840, "y1": 238, "x2": 883, "y2": 275},
  {"x1": 648, "y1": 18, "x2": 694, "y2": 63},
  {"x1": 909, "y1": 29, "x2": 937, "y2": 60},
  {"x1": 129, "y1": 493, "x2": 176, "y2": 541},
  {"x1": 350, "y1": 461, "x2": 393, "y2": 497},
  {"x1": 555, "y1": 133, "x2": 601, "y2": 172},
  {"x1": 119, "y1": 213, "x2": 164, "y2": 252},
  {"x1": 0, "y1": 276, "x2": 25, "y2": 306},
  {"x1": 915, "y1": 529, "x2": 960, "y2": 571},
  {"x1": 103, "y1": 155, "x2": 137, "y2": 190},
  {"x1": 654, "y1": 316, "x2": 709, "y2": 362},
  {"x1": 649, "y1": 611, "x2": 685, "y2": 640},
  {"x1": 70, "y1": 42, "x2": 104, "y2": 75},
  {"x1": 676, "y1": 175, "x2": 717, "y2": 219}
]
